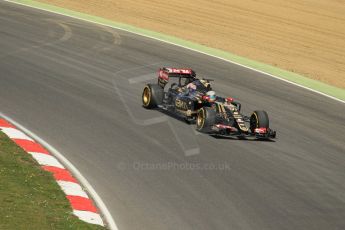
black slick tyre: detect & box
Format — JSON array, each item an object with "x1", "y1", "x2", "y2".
[
  {"x1": 196, "y1": 107, "x2": 216, "y2": 133},
  {"x1": 250, "y1": 110, "x2": 269, "y2": 132},
  {"x1": 142, "y1": 84, "x2": 164, "y2": 109}
]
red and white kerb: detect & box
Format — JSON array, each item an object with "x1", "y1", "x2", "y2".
[{"x1": 0, "y1": 118, "x2": 104, "y2": 226}]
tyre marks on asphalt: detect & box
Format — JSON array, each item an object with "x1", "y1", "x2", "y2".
[
  {"x1": 85, "y1": 24, "x2": 122, "y2": 52},
  {"x1": 45, "y1": 18, "x2": 73, "y2": 42},
  {"x1": 0, "y1": 18, "x2": 73, "y2": 59}
]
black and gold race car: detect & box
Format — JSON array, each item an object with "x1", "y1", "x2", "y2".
[{"x1": 142, "y1": 67, "x2": 276, "y2": 140}]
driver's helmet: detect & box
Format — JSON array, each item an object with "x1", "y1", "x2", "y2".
[{"x1": 206, "y1": 91, "x2": 217, "y2": 102}]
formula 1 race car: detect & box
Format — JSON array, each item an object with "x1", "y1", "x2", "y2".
[{"x1": 142, "y1": 67, "x2": 276, "y2": 140}]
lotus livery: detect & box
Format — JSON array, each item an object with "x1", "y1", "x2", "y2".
[{"x1": 142, "y1": 67, "x2": 276, "y2": 140}]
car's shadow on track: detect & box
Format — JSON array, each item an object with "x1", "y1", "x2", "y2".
[
  {"x1": 211, "y1": 134, "x2": 276, "y2": 142},
  {"x1": 155, "y1": 108, "x2": 196, "y2": 124}
]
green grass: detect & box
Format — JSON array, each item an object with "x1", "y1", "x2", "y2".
[{"x1": 0, "y1": 132, "x2": 105, "y2": 230}]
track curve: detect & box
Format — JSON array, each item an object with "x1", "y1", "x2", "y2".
[{"x1": 1, "y1": 2, "x2": 345, "y2": 230}]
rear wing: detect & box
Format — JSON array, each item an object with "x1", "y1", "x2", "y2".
[{"x1": 158, "y1": 67, "x2": 196, "y2": 87}]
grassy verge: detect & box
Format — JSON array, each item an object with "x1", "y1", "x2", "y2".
[{"x1": 0, "y1": 131, "x2": 105, "y2": 230}]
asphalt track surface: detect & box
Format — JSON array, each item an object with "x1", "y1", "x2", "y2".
[{"x1": 1, "y1": 2, "x2": 345, "y2": 230}]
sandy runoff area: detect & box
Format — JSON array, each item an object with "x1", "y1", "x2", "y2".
[{"x1": 37, "y1": 0, "x2": 345, "y2": 88}]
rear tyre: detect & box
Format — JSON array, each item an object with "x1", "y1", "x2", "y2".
[
  {"x1": 250, "y1": 110, "x2": 269, "y2": 132},
  {"x1": 196, "y1": 107, "x2": 216, "y2": 133},
  {"x1": 142, "y1": 84, "x2": 164, "y2": 109}
]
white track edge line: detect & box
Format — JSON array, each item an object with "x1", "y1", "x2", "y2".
[
  {"x1": 0, "y1": 112, "x2": 118, "y2": 230},
  {"x1": 4, "y1": 0, "x2": 345, "y2": 105}
]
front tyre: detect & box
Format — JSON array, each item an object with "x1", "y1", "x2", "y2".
[
  {"x1": 196, "y1": 107, "x2": 216, "y2": 133},
  {"x1": 142, "y1": 84, "x2": 164, "y2": 109},
  {"x1": 250, "y1": 110, "x2": 269, "y2": 132}
]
